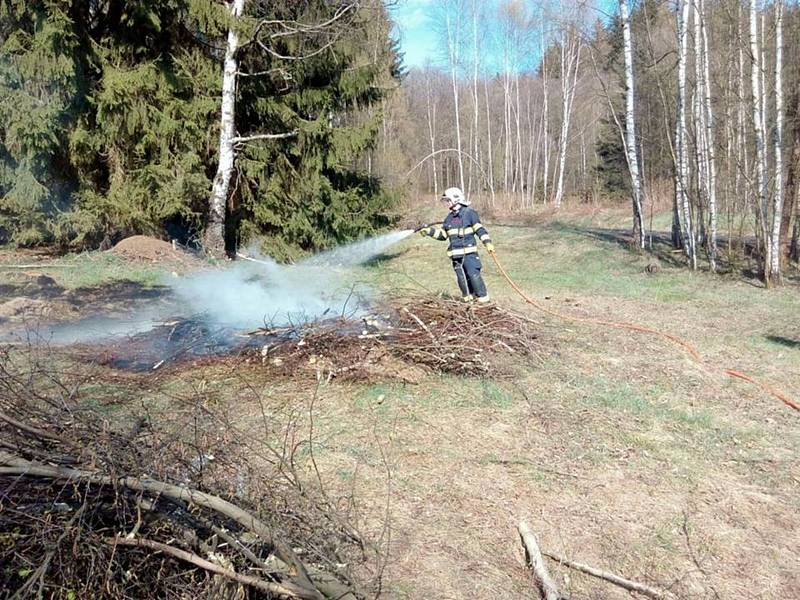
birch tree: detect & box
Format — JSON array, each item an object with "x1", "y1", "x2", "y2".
[
  {"x1": 444, "y1": 5, "x2": 466, "y2": 190},
  {"x1": 619, "y1": 0, "x2": 645, "y2": 247},
  {"x1": 204, "y1": 0, "x2": 246, "y2": 255},
  {"x1": 768, "y1": 0, "x2": 784, "y2": 284},
  {"x1": 676, "y1": 0, "x2": 697, "y2": 268},
  {"x1": 749, "y1": 0, "x2": 769, "y2": 277},
  {"x1": 698, "y1": 0, "x2": 718, "y2": 270},
  {"x1": 424, "y1": 68, "x2": 440, "y2": 193},
  {"x1": 553, "y1": 25, "x2": 581, "y2": 209}
]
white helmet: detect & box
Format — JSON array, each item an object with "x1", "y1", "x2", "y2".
[{"x1": 441, "y1": 187, "x2": 470, "y2": 207}]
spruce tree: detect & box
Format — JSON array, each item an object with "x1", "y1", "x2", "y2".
[
  {"x1": 0, "y1": 0, "x2": 399, "y2": 253},
  {"x1": 0, "y1": 0, "x2": 80, "y2": 244}
]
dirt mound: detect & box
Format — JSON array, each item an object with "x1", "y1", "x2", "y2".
[{"x1": 110, "y1": 235, "x2": 194, "y2": 263}]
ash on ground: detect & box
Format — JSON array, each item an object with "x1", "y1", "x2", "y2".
[{"x1": 80, "y1": 297, "x2": 545, "y2": 381}]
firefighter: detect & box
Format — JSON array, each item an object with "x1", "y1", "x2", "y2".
[{"x1": 419, "y1": 187, "x2": 495, "y2": 303}]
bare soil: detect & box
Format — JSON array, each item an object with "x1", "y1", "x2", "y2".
[{"x1": 109, "y1": 235, "x2": 198, "y2": 264}]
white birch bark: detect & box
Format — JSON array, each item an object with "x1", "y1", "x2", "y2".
[
  {"x1": 515, "y1": 75, "x2": 524, "y2": 201},
  {"x1": 749, "y1": 0, "x2": 769, "y2": 273},
  {"x1": 205, "y1": 0, "x2": 246, "y2": 255},
  {"x1": 736, "y1": 7, "x2": 749, "y2": 220},
  {"x1": 554, "y1": 29, "x2": 580, "y2": 209},
  {"x1": 769, "y1": 0, "x2": 784, "y2": 283},
  {"x1": 503, "y1": 57, "x2": 512, "y2": 193},
  {"x1": 692, "y1": 0, "x2": 707, "y2": 244},
  {"x1": 483, "y1": 78, "x2": 495, "y2": 206},
  {"x1": 699, "y1": 0, "x2": 718, "y2": 270},
  {"x1": 620, "y1": 0, "x2": 645, "y2": 247},
  {"x1": 446, "y1": 11, "x2": 465, "y2": 190},
  {"x1": 676, "y1": 0, "x2": 697, "y2": 268},
  {"x1": 424, "y1": 71, "x2": 439, "y2": 193},
  {"x1": 471, "y1": 0, "x2": 480, "y2": 196},
  {"x1": 541, "y1": 32, "x2": 551, "y2": 204}
]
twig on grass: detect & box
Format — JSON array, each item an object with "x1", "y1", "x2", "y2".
[
  {"x1": 105, "y1": 536, "x2": 317, "y2": 599},
  {"x1": 542, "y1": 550, "x2": 669, "y2": 599}
]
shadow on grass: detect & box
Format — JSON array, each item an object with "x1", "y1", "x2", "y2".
[
  {"x1": 550, "y1": 222, "x2": 688, "y2": 268},
  {"x1": 362, "y1": 249, "x2": 409, "y2": 267},
  {"x1": 552, "y1": 222, "x2": 780, "y2": 285},
  {"x1": 764, "y1": 335, "x2": 800, "y2": 350}
]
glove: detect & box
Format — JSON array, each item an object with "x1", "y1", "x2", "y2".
[
  {"x1": 485, "y1": 242, "x2": 495, "y2": 254},
  {"x1": 418, "y1": 228, "x2": 430, "y2": 237}
]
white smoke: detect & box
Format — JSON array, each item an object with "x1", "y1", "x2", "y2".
[
  {"x1": 170, "y1": 230, "x2": 414, "y2": 329},
  {"x1": 2, "y1": 230, "x2": 414, "y2": 345}
]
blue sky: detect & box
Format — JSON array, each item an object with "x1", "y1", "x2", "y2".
[
  {"x1": 388, "y1": 0, "x2": 617, "y2": 72},
  {"x1": 389, "y1": 0, "x2": 440, "y2": 69}
]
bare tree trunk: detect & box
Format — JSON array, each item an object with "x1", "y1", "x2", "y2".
[
  {"x1": 514, "y1": 75, "x2": 524, "y2": 205},
  {"x1": 503, "y1": 58, "x2": 512, "y2": 194},
  {"x1": 750, "y1": 0, "x2": 769, "y2": 281},
  {"x1": 471, "y1": 0, "x2": 480, "y2": 196},
  {"x1": 676, "y1": 0, "x2": 697, "y2": 268},
  {"x1": 699, "y1": 0, "x2": 718, "y2": 270},
  {"x1": 204, "y1": 0, "x2": 246, "y2": 256},
  {"x1": 542, "y1": 33, "x2": 551, "y2": 204},
  {"x1": 768, "y1": 0, "x2": 784, "y2": 284},
  {"x1": 531, "y1": 96, "x2": 545, "y2": 205},
  {"x1": 780, "y1": 93, "x2": 799, "y2": 261},
  {"x1": 483, "y1": 78, "x2": 495, "y2": 206},
  {"x1": 446, "y1": 11, "x2": 465, "y2": 190},
  {"x1": 620, "y1": 0, "x2": 645, "y2": 248},
  {"x1": 692, "y1": 0, "x2": 708, "y2": 257},
  {"x1": 425, "y1": 71, "x2": 439, "y2": 194},
  {"x1": 554, "y1": 28, "x2": 580, "y2": 209},
  {"x1": 736, "y1": 5, "x2": 750, "y2": 251}
]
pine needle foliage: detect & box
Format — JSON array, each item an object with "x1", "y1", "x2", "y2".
[{"x1": 0, "y1": 0, "x2": 399, "y2": 252}]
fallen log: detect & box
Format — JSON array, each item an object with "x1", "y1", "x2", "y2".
[{"x1": 518, "y1": 521, "x2": 564, "y2": 600}]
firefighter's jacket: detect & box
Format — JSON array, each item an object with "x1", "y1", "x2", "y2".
[{"x1": 423, "y1": 206, "x2": 492, "y2": 258}]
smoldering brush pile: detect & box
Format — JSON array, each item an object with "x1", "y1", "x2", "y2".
[
  {"x1": 79, "y1": 297, "x2": 545, "y2": 380},
  {"x1": 243, "y1": 296, "x2": 545, "y2": 381}
]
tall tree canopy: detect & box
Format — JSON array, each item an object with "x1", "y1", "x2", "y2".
[{"x1": 0, "y1": 0, "x2": 399, "y2": 256}]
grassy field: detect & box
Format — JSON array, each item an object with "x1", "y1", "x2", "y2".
[{"x1": 2, "y1": 209, "x2": 798, "y2": 599}]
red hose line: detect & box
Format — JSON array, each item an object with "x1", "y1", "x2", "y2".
[{"x1": 489, "y1": 252, "x2": 798, "y2": 413}]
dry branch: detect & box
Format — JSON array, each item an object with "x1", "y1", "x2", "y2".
[
  {"x1": 542, "y1": 550, "x2": 668, "y2": 599},
  {"x1": 518, "y1": 521, "x2": 564, "y2": 600},
  {"x1": 105, "y1": 537, "x2": 316, "y2": 599},
  {"x1": 0, "y1": 451, "x2": 327, "y2": 599}
]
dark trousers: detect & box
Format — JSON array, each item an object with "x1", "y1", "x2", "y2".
[{"x1": 452, "y1": 253, "x2": 487, "y2": 299}]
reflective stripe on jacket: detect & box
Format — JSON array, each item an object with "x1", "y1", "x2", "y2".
[{"x1": 423, "y1": 206, "x2": 492, "y2": 258}]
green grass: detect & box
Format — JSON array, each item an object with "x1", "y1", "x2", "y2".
[
  {"x1": 53, "y1": 252, "x2": 168, "y2": 289},
  {"x1": 354, "y1": 377, "x2": 517, "y2": 414}
]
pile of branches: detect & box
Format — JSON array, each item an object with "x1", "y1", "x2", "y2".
[
  {"x1": 77, "y1": 297, "x2": 543, "y2": 382},
  {"x1": 0, "y1": 345, "x2": 369, "y2": 599},
  {"x1": 260, "y1": 296, "x2": 544, "y2": 381}
]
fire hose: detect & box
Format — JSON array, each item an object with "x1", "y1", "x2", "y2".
[{"x1": 487, "y1": 251, "x2": 800, "y2": 413}]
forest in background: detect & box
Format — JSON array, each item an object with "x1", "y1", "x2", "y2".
[
  {"x1": 374, "y1": 0, "x2": 800, "y2": 285},
  {"x1": 2, "y1": 0, "x2": 800, "y2": 283},
  {"x1": 0, "y1": 0, "x2": 398, "y2": 258}
]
